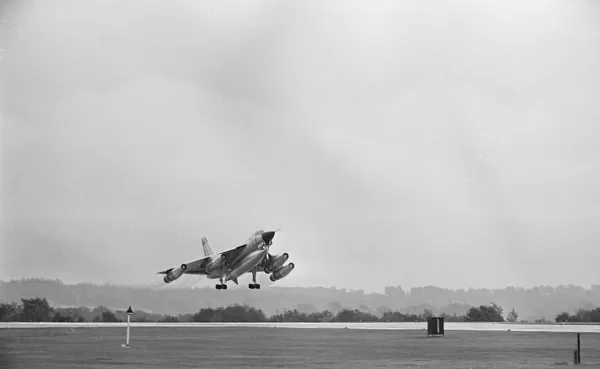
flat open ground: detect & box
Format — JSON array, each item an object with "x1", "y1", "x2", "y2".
[{"x1": 1, "y1": 326, "x2": 599, "y2": 368}]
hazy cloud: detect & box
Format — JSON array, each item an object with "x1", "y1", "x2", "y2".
[{"x1": 2, "y1": 0, "x2": 600, "y2": 292}]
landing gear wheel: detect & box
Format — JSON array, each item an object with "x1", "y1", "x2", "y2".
[
  {"x1": 249, "y1": 266, "x2": 260, "y2": 290},
  {"x1": 216, "y1": 284, "x2": 222, "y2": 290},
  {"x1": 216, "y1": 284, "x2": 227, "y2": 290}
]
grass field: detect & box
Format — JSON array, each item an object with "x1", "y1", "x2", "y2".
[{"x1": 1, "y1": 326, "x2": 599, "y2": 368}]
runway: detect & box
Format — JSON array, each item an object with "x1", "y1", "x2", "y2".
[{"x1": 2, "y1": 321, "x2": 599, "y2": 333}]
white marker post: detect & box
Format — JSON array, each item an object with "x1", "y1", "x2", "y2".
[{"x1": 121, "y1": 306, "x2": 134, "y2": 348}]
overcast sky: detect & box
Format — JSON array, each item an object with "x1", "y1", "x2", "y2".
[{"x1": 1, "y1": 0, "x2": 599, "y2": 293}]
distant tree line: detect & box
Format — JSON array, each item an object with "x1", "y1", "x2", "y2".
[
  {"x1": 5, "y1": 279, "x2": 600, "y2": 322},
  {"x1": 464, "y1": 303, "x2": 505, "y2": 322},
  {"x1": 1, "y1": 297, "x2": 562, "y2": 324},
  {"x1": 555, "y1": 308, "x2": 600, "y2": 323},
  {"x1": 6, "y1": 297, "x2": 599, "y2": 324},
  {"x1": 0, "y1": 298, "x2": 125, "y2": 323}
]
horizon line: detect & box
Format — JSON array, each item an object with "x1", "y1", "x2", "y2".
[{"x1": 2, "y1": 277, "x2": 599, "y2": 292}]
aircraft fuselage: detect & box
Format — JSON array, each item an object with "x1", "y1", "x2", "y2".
[
  {"x1": 208, "y1": 232, "x2": 269, "y2": 283},
  {"x1": 225, "y1": 249, "x2": 267, "y2": 282}
]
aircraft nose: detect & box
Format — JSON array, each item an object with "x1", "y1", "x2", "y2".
[{"x1": 261, "y1": 231, "x2": 275, "y2": 244}]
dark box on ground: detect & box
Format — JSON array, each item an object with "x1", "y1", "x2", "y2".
[{"x1": 427, "y1": 317, "x2": 444, "y2": 337}]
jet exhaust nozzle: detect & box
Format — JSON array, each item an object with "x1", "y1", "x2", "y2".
[
  {"x1": 163, "y1": 264, "x2": 187, "y2": 283},
  {"x1": 270, "y1": 263, "x2": 294, "y2": 282}
]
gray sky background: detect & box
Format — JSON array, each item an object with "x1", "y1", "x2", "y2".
[{"x1": 1, "y1": 0, "x2": 599, "y2": 293}]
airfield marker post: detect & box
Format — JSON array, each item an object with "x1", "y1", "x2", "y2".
[
  {"x1": 577, "y1": 333, "x2": 581, "y2": 364},
  {"x1": 126, "y1": 314, "x2": 130, "y2": 346},
  {"x1": 121, "y1": 306, "x2": 134, "y2": 348}
]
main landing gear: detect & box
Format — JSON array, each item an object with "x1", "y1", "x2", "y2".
[
  {"x1": 216, "y1": 274, "x2": 227, "y2": 290},
  {"x1": 249, "y1": 267, "x2": 260, "y2": 289}
]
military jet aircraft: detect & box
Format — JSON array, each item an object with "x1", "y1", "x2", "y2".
[{"x1": 157, "y1": 229, "x2": 294, "y2": 290}]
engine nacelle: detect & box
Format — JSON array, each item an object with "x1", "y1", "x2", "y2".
[
  {"x1": 205, "y1": 254, "x2": 226, "y2": 274},
  {"x1": 163, "y1": 264, "x2": 187, "y2": 283},
  {"x1": 264, "y1": 253, "x2": 289, "y2": 274},
  {"x1": 269, "y1": 263, "x2": 295, "y2": 282}
]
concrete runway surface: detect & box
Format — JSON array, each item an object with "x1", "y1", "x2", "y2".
[
  {"x1": 1, "y1": 324, "x2": 600, "y2": 368},
  {"x1": 2, "y1": 321, "x2": 600, "y2": 333}
]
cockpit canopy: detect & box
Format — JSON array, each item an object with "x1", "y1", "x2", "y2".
[{"x1": 252, "y1": 230, "x2": 264, "y2": 236}]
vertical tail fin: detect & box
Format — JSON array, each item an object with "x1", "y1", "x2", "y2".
[{"x1": 201, "y1": 237, "x2": 214, "y2": 256}]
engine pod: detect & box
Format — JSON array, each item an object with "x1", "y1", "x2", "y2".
[{"x1": 270, "y1": 263, "x2": 295, "y2": 282}]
